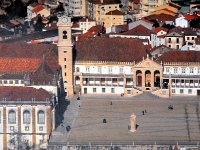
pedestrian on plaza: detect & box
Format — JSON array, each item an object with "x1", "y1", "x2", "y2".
[
  {"x1": 142, "y1": 111, "x2": 145, "y2": 115},
  {"x1": 110, "y1": 101, "x2": 112, "y2": 105}
]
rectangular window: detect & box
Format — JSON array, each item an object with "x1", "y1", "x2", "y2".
[
  {"x1": 174, "y1": 68, "x2": 178, "y2": 74},
  {"x1": 64, "y1": 65, "x2": 66, "y2": 68},
  {"x1": 4, "y1": 80, "x2": 7, "y2": 84},
  {"x1": 172, "y1": 89, "x2": 175, "y2": 93},
  {"x1": 93, "y1": 88, "x2": 96, "y2": 93},
  {"x1": 180, "y1": 89, "x2": 184, "y2": 94},
  {"x1": 168, "y1": 38, "x2": 171, "y2": 43},
  {"x1": 182, "y1": 68, "x2": 186, "y2": 73},
  {"x1": 198, "y1": 68, "x2": 200, "y2": 73},
  {"x1": 64, "y1": 51, "x2": 67, "y2": 53},
  {"x1": 176, "y1": 45, "x2": 179, "y2": 49},
  {"x1": 119, "y1": 67, "x2": 123, "y2": 74},
  {"x1": 39, "y1": 126, "x2": 43, "y2": 131},
  {"x1": 102, "y1": 88, "x2": 106, "y2": 93},
  {"x1": 188, "y1": 89, "x2": 192, "y2": 94},
  {"x1": 108, "y1": 67, "x2": 112, "y2": 73},
  {"x1": 10, "y1": 126, "x2": 14, "y2": 131},
  {"x1": 0, "y1": 80, "x2": 2, "y2": 84},
  {"x1": 187, "y1": 37, "x2": 189, "y2": 40},
  {"x1": 166, "y1": 68, "x2": 169, "y2": 73},
  {"x1": 111, "y1": 88, "x2": 115, "y2": 93},
  {"x1": 192, "y1": 37, "x2": 194, "y2": 40},
  {"x1": 98, "y1": 66, "x2": 102, "y2": 73},
  {"x1": 9, "y1": 80, "x2": 13, "y2": 84},
  {"x1": 25, "y1": 126, "x2": 29, "y2": 131},
  {"x1": 86, "y1": 66, "x2": 90, "y2": 72},
  {"x1": 190, "y1": 68, "x2": 194, "y2": 73},
  {"x1": 176, "y1": 38, "x2": 179, "y2": 43},
  {"x1": 127, "y1": 90, "x2": 131, "y2": 94},
  {"x1": 15, "y1": 80, "x2": 19, "y2": 84},
  {"x1": 64, "y1": 72, "x2": 66, "y2": 76},
  {"x1": 64, "y1": 58, "x2": 66, "y2": 61}
]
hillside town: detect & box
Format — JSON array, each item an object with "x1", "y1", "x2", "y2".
[{"x1": 1, "y1": 0, "x2": 200, "y2": 149}]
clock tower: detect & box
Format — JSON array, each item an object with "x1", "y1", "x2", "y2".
[{"x1": 57, "y1": 15, "x2": 74, "y2": 97}]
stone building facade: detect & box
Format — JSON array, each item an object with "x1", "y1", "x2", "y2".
[{"x1": 0, "y1": 86, "x2": 55, "y2": 150}]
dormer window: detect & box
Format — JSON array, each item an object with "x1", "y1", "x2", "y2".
[{"x1": 63, "y1": 31, "x2": 67, "y2": 39}]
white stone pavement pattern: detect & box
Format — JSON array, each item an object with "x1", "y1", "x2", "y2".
[{"x1": 50, "y1": 92, "x2": 200, "y2": 145}]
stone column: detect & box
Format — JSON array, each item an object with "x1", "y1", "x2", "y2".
[
  {"x1": 142, "y1": 70, "x2": 145, "y2": 90},
  {"x1": 151, "y1": 70, "x2": 154, "y2": 91},
  {"x1": 130, "y1": 113, "x2": 136, "y2": 132},
  {"x1": 32, "y1": 106, "x2": 36, "y2": 147},
  {"x1": 18, "y1": 106, "x2": 21, "y2": 133},
  {"x1": 133, "y1": 70, "x2": 136, "y2": 87},
  {"x1": 123, "y1": 75, "x2": 126, "y2": 95},
  {"x1": 52, "y1": 108, "x2": 55, "y2": 131}
]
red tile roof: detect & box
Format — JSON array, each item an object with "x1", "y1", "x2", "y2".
[
  {"x1": 88, "y1": 25, "x2": 102, "y2": 33},
  {"x1": 153, "y1": 27, "x2": 169, "y2": 34},
  {"x1": 156, "y1": 8, "x2": 176, "y2": 14},
  {"x1": 140, "y1": 18, "x2": 154, "y2": 25},
  {"x1": 32, "y1": 5, "x2": 45, "y2": 13},
  {"x1": 115, "y1": 24, "x2": 128, "y2": 32},
  {"x1": 79, "y1": 18, "x2": 95, "y2": 22},
  {"x1": 106, "y1": 9, "x2": 125, "y2": 15},
  {"x1": 184, "y1": 13, "x2": 200, "y2": 21},
  {"x1": 160, "y1": 50, "x2": 200, "y2": 62},
  {"x1": 122, "y1": 25, "x2": 151, "y2": 36},
  {"x1": 29, "y1": 2, "x2": 40, "y2": 7},
  {"x1": 145, "y1": 13, "x2": 176, "y2": 22},
  {"x1": 92, "y1": 0, "x2": 121, "y2": 4},
  {"x1": 0, "y1": 86, "x2": 51, "y2": 101},
  {"x1": 0, "y1": 58, "x2": 41, "y2": 73},
  {"x1": 75, "y1": 37, "x2": 147, "y2": 62}
]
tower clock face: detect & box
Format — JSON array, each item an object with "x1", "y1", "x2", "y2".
[{"x1": 62, "y1": 17, "x2": 68, "y2": 23}]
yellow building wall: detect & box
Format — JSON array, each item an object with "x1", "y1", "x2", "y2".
[
  {"x1": 102, "y1": 15, "x2": 124, "y2": 28},
  {"x1": 94, "y1": 3, "x2": 120, "y2": 24}
]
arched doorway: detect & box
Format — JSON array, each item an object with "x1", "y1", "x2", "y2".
[
  {"x1": 154, "y1": 70, "x2": 160, "y2": 87},
  {"x1": 136, "y1": 70, "x2": 142, "y2": 87},
  {"x1": 145, "y1": 70, "x2": 151, "y2": 87}
]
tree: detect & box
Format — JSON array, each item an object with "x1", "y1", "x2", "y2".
[{"x1": 34, "y1": 14, "x2": 44, "y2": 31}]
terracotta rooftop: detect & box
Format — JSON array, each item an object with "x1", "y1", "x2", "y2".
[
  {"x1": 155, "y1": 8, "x2": 176, "y2": 14},
  {"x1": 115, "y1": 24, "x2": 128, "y2": 32},
  {"x1": 145, "y1": 13, "x2": 176, "y2": 22},
  {"x1": 79, "y1": 18, "x2": 95, "y2": 22},
  {"x1": 168, "y1": 27, "x2": 197, "y2": 36},
  {"x1": 88, "y1": 25, "x2": 102, "y2": 33},
  {"x1": 106, "y1": 9, "x2": 125, "y2": 15},
  {"x1": 0, "y1": 86, "x2": 51, "y2": 102},
  {"x1": 29, "y1": 2, "x2": 40, "y2": 8},
  {"x1": 0, "y1": 58, "x2": 41, "y2": 73},
  {"x1": 153, "y1": 27, "x2": 169, "y2": 34},
  {"x1": 160, "y1": 50, "x2": 200, "y2": 62},
  {"x1": 122, "y1": 25, "x2": 152, "y2": 36},
  {"x1": 140, "y1": 18, "x2": 154, "y2": 25},
  {"x1": 91, "y1": 0, "x2": 121, "y2": 4},
  {"x1": 32, "y1": 5, "x2": 45, "y2": 13},
  {"x1": 184, "y1": 13, "x2": 200, "y2": 21},
  {"x1": 75, "y1": 37, "x2": 147, "y2": 62}
]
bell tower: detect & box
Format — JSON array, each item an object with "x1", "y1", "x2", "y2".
[{"x1": 57, "y1": 15, "x2": 74, "y2": 97}]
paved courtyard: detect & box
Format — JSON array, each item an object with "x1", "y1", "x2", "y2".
[
  {"x1": 67, "y1": 93, "x2": 200, "y2": 144},
  {"x1": 49, "y1": 93, "x2": 200, "y2": 146}
]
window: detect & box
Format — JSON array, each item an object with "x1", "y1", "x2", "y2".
[
  {"x1": 111, "y1": 88, "x2": 115, "y2": 93},
  {"x1": 187, "y1": 37, "x2": 189, "y2": 40},
  {"x1": 63, "y1": 31, "x2": 67, "y2": 39},
  {"x1": 198, "y1": 68, "x2": 200, "y2": 73},
  {"x1": 174, "y1": 68, "x2": 178, "y2": 74},
  {"x1": 98, "y1": 66, "x2": 102, "y2": 73},
  {"x1": 9, "y1": 80, "x2": 13, "y2": 84},
  {"x1": 4, "y1": 80, "x2": 7, "y2": 84},
  {"x1": 172, "y1": 89, "x2": 175, "y2": 93},
  {"x1": 64, "y1": 58, "x2": 66, "y2": 61},
  {"x1": 166, "y1": 68, "x2": 169, "y2": 73},
  {"x1": 176, "y1": 45, "x2": 179, "y2": 49},
  {"x1": 15, "y1": 80, "x2": 19, "y2": 84},
  {"x1": 0, "y1": 80, "x2": 2, "y2": 84},
  {"x1": 108, "y1": 67, "x2": 112, "y2": 73},
  {"x1": 119, "y1": 67, "x2": 123, "y2": 74},
  {"x1": 23, "y1": 110, "x2": 31, "y2": 124},
  {"x1": 168, "y1": 38, "x2": 171, "y2": 43},
  {"x1": 93, "y1": 88, "x2": 96, "y2": 93},
  {"x1": 188, "y1": 89, "x2": 192, "y2": 94},
  {"x1": 39, "y1": 126, "x2": 43, "y2": 131},
  {"x1": 192, "y1": 37, "x2": 194, "y2": 40},
  {"x1": 25, "y1": 126, "x2": 29, "y2": 131},
  {"x1": 102, "y1": 88, "x2": 106, "y2": 93},
  {"x1": 86, "y1": 66, "x2": 90, "y2": 72},
  {"x1": 38, "y1": 110, "x2": 45, "y2": 124},
  {"x1": 176, "y1": 38, "x2": 179, "y2": 43},
  {"x1": 64, "y1": 51, "x2": 67, "y2": 53},
  {"x1": 8, "y1": 110, "x2": 16, "y2": 124},
  {"x1": 180, "y1": 89, "x2": 184, "y2": 94},
  {"x1": 169, "y1": 45, "x2": 171, "y2": 48},
  {"x1": 190, "y1": 68, "x2": 194, "y2": 73},
  {"x1": 127, "y1": 90, "x2": 131, "y2": 94},
  {"x1": 182, "y1": 68, "x2": 186, "y2": 73},
  {"x1": 76, "y1": 67, "x2": 80, "y2": 72},
  {"x1": 64, "y1": 65, "x2": 66, "y2": 68},
  {"x1": 64, "y1": 72, "x2": 66, "y2": 76},
  {"x1": 10, "y1": 126, "x2": 14, "y2": 131}
]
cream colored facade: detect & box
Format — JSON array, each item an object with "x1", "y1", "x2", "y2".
[
  {"x1": 136, "y1": 0, "x2": 170, "y2": 18},
  {"x1": 101, "y1": 14, "x2": 124, "y2": 28},
  {"x1": 88, "y1": 3, "x2": 120, "y2": 24}
]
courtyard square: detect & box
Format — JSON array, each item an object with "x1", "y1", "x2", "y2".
[{"x1": 67, "y1": 93, "x2": 200, "y2": 145}]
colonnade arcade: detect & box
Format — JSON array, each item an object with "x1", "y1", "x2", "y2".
[{"x1": 133, "y1": 57, "x2": 163, "y2": 92}]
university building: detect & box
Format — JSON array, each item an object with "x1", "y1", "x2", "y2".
[{"x1": 58, "y1": 15, "x2": 200, "y2": 97}]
